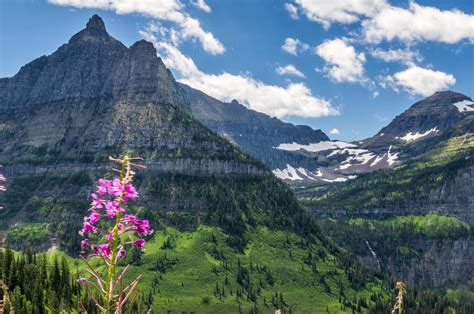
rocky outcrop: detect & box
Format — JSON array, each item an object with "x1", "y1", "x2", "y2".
[
  {"x1": 182, "y1": 83, "x2": 329, "y2": 169},
  {"x1": 359, "y1": 237, "x2": 473, "y2": 288},
  {"x1": 311, "y1": 164, "x2": 474, "y2": 224}
]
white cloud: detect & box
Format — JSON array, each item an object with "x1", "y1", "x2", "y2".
[
  {"x1": 282, "y1": 37, "x2": 309, "y2": 56},
  {"x1": 191, "y1": 0, "x2": 211, "y2": 13},
  {"x1": 276, "y1": 64, "x2": 305, "y2": 78},
  {"x1": 362, "y1": 1, "x2": 474, "y2": 44},
  {"x1": 291, "y1": 0, "x2": 474, "y2": 44},
  {"x1": 381, "y1": 66, "x2": 456, "y2": 96},
  {"x1": 48, "y1": 0, "x2": 224, "y2": 54},
  {"x1": 370, "y1": 48, "x2": 423, "y2": 66},
  {"x1": 284, "y1": 3, "x2": 299, "y2": 19},
  {"x1": 315, "y1": 38, "x2": 367, "y2": 83},
  {"x1": 141, "y1": 29, "x2": 338, "y2": 119},
  {"x1": 329, "y1": 128, "x2": 340, "y2": 135},
  {"x1": 293, "y1": 0, "x2": 388, "y2": 29}
]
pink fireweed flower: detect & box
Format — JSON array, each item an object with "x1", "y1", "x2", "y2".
[
  {"x1": 108, "y1": 178, "x2": 124, "y2": 197},
  {"x1": 80, "y1": 221, "x2": 95, "y2": 235},
  {"x1": 81, "y1": 238, "x2": 89, "y2": 250},
  {"x1": 90, "y1": 193, "x2": 104, "y2": 209},
  {"x1": 117, "y1": 247, "x2": 126, "y2": 259},
  {"x1": 87, "y1": 210, "x2": 101, "y2": 225},
  {"x1": 122, "y1": 214, "x2": 138, "y2": 225},
  {"x1": 105, "y1": 201, "x2": 122, "y2": 218},
  {"x1": 96, "y1": 244, "x2": 111, "y2": 257},
  {"x1": 124, "y1": 183, "x2": 138, "y2": 199},
  {"x1": 134, "y1": 239, "x2": 145, "y2": 250},
  {"x1": 135, "y1": 219, "x2": 152, "y2": 236},
  {"x1": 97, "y1": 178, "x2": 112, "y2": 195},
  {"x1": 78, "y1": 156, "x2": 150, "y2": 313},
  {"x1": 105, "y1": 232, "x2": 113, "y2": 242}
]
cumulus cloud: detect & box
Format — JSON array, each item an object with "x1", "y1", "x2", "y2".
[
  {"x1": 140, "y1": 28, "x2": 338, "y2": 118},
  {"x1": 191, "y1": 0, "x2": 211, "y2": 13},
  {"x1": 362, "y1": 1, "x2": 474, "y2": 44},
  {"x1": 48, "y1": 0, "x2": 224, "y2": 54},
  {"x1": 282, "y1": 37, "x2": 309, "y2": 56},
  {"x1": 380, "y1": 66, "x2": 456, "y2": 96},
  {"x1": 284, "y1": 3, "x2": 299, "y2": 19},
  {"x1": 370, "y1": 48, "x2": 423, "y2": 66},
  {"x1": 291, "y1": 0, "x2": 473, "y2": 45},
  {"x1": 315, "y1": 38, "x2": 367, "y2": 84},
  {"x1": 293, "y1": 0, "x2": 388, "y2": 29},
  {"x1": 329, "y1": 128, "x2": 340, "y2": 135},
  {"x1": 276, "y1": 64, "x2": 305, "y2": 78}
]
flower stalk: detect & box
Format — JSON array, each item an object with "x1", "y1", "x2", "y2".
[
  {"x1": 392, "y1": 281, "x2": 406, "y2": 314},
  {"x1": 78, "y1": 155, "x2": 152, "y2": 313}
]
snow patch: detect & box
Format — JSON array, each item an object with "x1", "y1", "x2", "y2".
[
  {"x1": 453, "y1": 100, "x2": 474, "y2": 113},
  {"x1": 400, "y1": 127, "x2": 439, "y2": 142},
  {"x1": 274, "y1": 141, "x2": 356, "y2": 153},
  {"x1": 387, "y1": 146, "x2": 399, "y2": 166},
  {"x1": 272, "y1": 164, "x2": 303, "y2": 181},
  {"x1": 322, "y1": 177, "x2": 348, "y2": 183}
]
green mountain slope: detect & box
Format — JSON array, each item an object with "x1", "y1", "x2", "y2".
[
  {"x1": 299, "y1": 133, "x2": 473, "y2": 217},
  {"x1": 296, "y1": 118, "x2": 473, "y2": 289}
]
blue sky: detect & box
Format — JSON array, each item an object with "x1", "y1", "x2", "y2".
[{"x1": 1, "y1": 0, "x2": 473, "y2": 140}]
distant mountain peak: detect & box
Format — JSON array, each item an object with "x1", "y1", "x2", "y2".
[
  {"x1": 130, "y1": 39, "x2": 157, "y2": 55},
  {"x1": 69, "y1": 14, "x2": 111, "y2": 43},
  {"x1": 86, "y1": 14, "x2": 106, "y2": 33}
]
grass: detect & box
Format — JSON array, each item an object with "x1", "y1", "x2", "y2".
[
  {"x1": 6, "y1": 223, "x2": 50, "y2": 248},
  {"x1": 85, "y1": 226, "x2": 388, "y2": 313},
  {"x1": 348, "y1": 214, "x2": 470, "y2": 239}
]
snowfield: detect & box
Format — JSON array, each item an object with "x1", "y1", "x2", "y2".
[
  {"x1": 400, "y1": 127, "x2": 439, "y2": 142},
  {"x1": 453, "y1": 100, "x2": 474, "y2": 113},
  {"x1": 274, "y1": 141, "x2": 356, "y2": 152}
]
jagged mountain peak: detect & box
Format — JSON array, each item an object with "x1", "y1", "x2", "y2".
[
  {"x1": 86, "y1": 14, "x2": 106, "y2": 32},
  {"x1": 69, "y1": 14, "x2": 114, "y2": 44},
  {"x1": 130, "y1": 39, "x2": 157, "y2": 53}
]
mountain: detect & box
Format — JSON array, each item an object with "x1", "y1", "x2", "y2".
[
  {"x1": 362, "y1": 91, "x2": 473, "y2": 149},
  {"x1": 181, "y1": 83, "x2": 330, "y2": 172},
  {"x1": 297, "y1": 98, "x2": 474, "y2": 289},
  {"x1": 0, "y1": 15, "x2": 399, "y2": 312},
  {"x1": 272, "y1": 91, "x2": 474, "y2": 186}
]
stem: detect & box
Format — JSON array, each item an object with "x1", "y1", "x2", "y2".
[{"x1": 104, "y1": 156, "x2": 128, "y2": 314}]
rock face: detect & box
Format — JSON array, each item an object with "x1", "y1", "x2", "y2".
[
  {"x1": 363, "y1": 91, "x2": 472, "y2": 149},
  {"x1": 181, "y1": 83, "x2": 329, "y2": 170},
  {"x1": 0, "y1": 15, "x2": 289, "y2": 230},
  {"x1": 359, "y1": 237, "x2": 474, "y2": 288},
  {"x1": 0, "y1": 15, "x2": 261, "y2": 175}
]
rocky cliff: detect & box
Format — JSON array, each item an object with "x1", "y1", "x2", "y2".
[
  {"x1": 182, "y1": 83, "x2": 329, "y2": 170},
  {"x1": 0, "y1": 15, "x2": 262, "y2": 175},
  {"x1": 0, "y1": 15, "x2": 315, "y2": 239}
]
